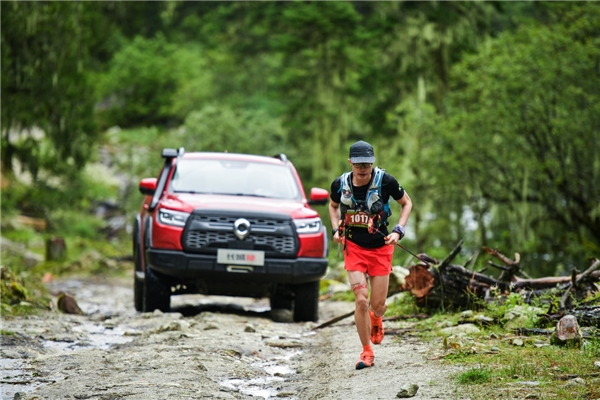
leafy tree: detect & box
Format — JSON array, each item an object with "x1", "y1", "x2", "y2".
[
  {"x1": 124, "y1": 2, "x2": 513, "y2": 189},
  {"x1": 96, "y1": 34, "x2": 211, "y2": 128},
  {"x1": 182, "y1": 104, "x2": 292, "y2": 158},
  {"x1": 434, "y1": 2, "x2": 600, "y2": 273},
  {"x1": 242, "y1": 1, "x2": 365, "y2": 184},
  {"x1": 1, "y1": 2, "x2": 109, "y2": 180},
  {"x1": 358, "y1": 1, "x2": 496, "y2": 132},
  {"x1": 359, "y1": 2, "x2": 513, "y2": 255}
]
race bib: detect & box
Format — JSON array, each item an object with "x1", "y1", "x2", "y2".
[{"x1": 344, "y1": 211, "x2": 370, "y2": 228}]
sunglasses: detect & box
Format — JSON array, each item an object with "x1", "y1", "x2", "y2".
[{"x1": 352, "y1": 163, "x2": 373, "y2": 169}]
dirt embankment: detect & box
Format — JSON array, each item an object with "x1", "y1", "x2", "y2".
[{"x1": 1, "y1": 276, "x2": 463, "y2": 400}]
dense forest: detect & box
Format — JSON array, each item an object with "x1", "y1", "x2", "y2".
[{"x1": 2, "y1": 1, "x2": 599, "y2": 278}]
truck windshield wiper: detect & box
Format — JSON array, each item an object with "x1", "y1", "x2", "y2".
[
  {"x1": 173, "y1": 190, "x2": 204, "y2": 194},
  {"x1": 174, "y1": 191, "x2": 271, "y2": 198},
  {"x1": 214, "y1": 192, "x2": 271, "y2": 198}
]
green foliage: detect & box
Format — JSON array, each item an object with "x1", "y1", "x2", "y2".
[
  {"x1": 329, "y1": 291, "x2": 355, "y2": 303},
  {"x1": 1, "y1": 1, "x2": 110, "y2": 178},
  {"x1": 457, "y1": 367, "x2": 492, "y2": 384},
  {"x1": 2, "y1": 0, "x2": 598, "y2": 286},
  {"x1": 48, "y1": 210, "x2": 105, "y2": 240},
  {"x1": 583, "y1": 338, "x2": 600, "y2": 358},
  {"x1": 96, "y1": 34, "x2": 212, "y2": 128},
  {"x1": 0, "y1": 226, "x2": 39, "y2": 246},
  {"x1": 445, "y1": 337, "x2": 600, "y2": 399},
  {"x1": 1, "y1": 157, "x2": 120, "y2": 227},
  {"x1": 0, "y1": 175, "x2": 29, "y2": 215},
  {"x1": 183, "y1": 105, "x2": 292, "y2": 156},
  {"x1": 386, "y1": 292, "x2": 423, "y2": 317},
  {"x1": 383, "y1": 293, "x2": 600, "y2": 399},
  {"x1": 0, "y1": 264, "x2": 51, "y2": 316},
  {"x1": 431, "y1": 2, "x2": 600, "y2": 274},
  {"x1": 170, "y1": 48, "x2": 214, "y2": 119},
  {"x1": 267, "y1": 2, "x2": 365, "y2": 183}
]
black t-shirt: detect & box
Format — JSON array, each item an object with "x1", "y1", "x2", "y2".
[{"x1": 330, "y1": 171, "x2": 405, "y2": 248}]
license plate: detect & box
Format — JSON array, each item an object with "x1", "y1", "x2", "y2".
[{"x1": 217, "y1": 249, "x2": 265, "y2": 266}]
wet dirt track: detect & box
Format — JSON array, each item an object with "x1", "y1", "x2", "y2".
[{"x1": 1, "y1": 275, "x2": 463, "y2": 400}]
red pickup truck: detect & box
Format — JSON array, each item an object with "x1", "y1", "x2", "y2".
[{"x1": 132, "y1": 148, "x2": 330, "y2": 321}]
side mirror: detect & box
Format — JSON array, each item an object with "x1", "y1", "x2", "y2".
[
  {"x1": 139, "y1": 178, "x2": 158, "y2": 196},
  {"x1": 308, "y1": 187, "x2": 329, "y2": 206}
]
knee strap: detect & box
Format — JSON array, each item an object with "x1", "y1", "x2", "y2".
[{"x1": 351, "y1": 282, "x2": 369, "y2": 292}]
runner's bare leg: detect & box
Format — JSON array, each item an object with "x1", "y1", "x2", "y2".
[
  {"x1": 368, "y1": 274, "x2": 390, "y2": 318},
  {"x1": 347, "y1": 270, "x2": 370, "y2": 345}
]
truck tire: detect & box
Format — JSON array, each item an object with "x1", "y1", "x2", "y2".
[
  {"x1": 133, "y1": 223, "x2": 144, "y2": 312},
  {"x1": 143, "y1": 265, "x2": 171, "y2": 313},
  {"x1": 133, "y1": 244, "x2": 144, "y2": 312},
  {"x1": 293, "y1": 281, "x2": 320, "y2": 322}
]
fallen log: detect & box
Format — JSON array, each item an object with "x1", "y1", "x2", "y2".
[
  {"x1": 511, "y1": 272, "x2": 600, "y2": 290},
  {"x1": 398, "y1": 244, "x2": 600, "y2": 312},
  {"x1": 400, "y1": 262, "x2": 494, "y2": 309},
  {"x1": 538, "y1": 305, "x2": 600, "y2": 328}
]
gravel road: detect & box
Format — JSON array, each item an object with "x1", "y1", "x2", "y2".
[{"x1": 1, "y1": 275, "x2": 465, "y2": 400}]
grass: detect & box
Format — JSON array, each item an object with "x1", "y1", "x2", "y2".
[
  {"x1": 447, "y1": 339, "x2": 600, "y2": 399},
  {"x1": 457, "y1": 367, "x2": 493, "y2": 384},
  {"x1": 380, "y1": 290, "x2": 600, "y2": 400}
]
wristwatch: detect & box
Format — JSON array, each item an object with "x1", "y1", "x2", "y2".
[{"x1": 332, "y1": 228, "x2": 338, "y2": 237}]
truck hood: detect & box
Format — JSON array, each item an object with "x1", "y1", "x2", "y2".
[{"x1": 160, "y1": 193, "x2": 319, "y2": 219}]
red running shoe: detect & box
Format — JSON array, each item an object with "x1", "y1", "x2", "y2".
[
  {"x1": 370, "y1": 310, "x2": 384, "y2": 344},
  {"x1": 355, "y1": 350, "x2": 375, "y2": 370}
]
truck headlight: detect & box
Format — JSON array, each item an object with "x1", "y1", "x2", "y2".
[
  {"x1": 294, "y1": 217, "x2": 322, "y2": 234},
  {"x1": 158, "y1": 209, "x2": 190, "y2": 227}
]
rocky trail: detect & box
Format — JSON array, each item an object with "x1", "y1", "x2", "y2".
[{"x1": 1, "y1": 275, "x2": 463, "y2": 400}]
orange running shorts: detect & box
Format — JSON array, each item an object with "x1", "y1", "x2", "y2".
[{"x1": 343, "y1": 239, "x2": 393, "y2": 276}]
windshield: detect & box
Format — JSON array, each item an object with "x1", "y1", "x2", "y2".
[{"x1": 170, "y1": 159, "x2": 301, "y2": 200}]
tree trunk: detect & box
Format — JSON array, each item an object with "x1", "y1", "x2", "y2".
[{"x1": 46, "y1": 237, "x2": 67, "y2": 261}]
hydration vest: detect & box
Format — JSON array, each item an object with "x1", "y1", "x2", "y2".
[{"x1": 338, "y1": 167, "x2": 391, "y2": 231}]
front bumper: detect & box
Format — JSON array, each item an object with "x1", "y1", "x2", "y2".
[{"x1": 145, "y1": 248, "x2": 328, "y2": 285}]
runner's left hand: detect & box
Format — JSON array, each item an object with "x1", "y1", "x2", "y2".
[{"x1": 385, "y1": 232, "x2": 401, "y2": 245}]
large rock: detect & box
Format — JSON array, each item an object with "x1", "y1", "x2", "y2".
[
  {"x1": 57, "y1": 292, "x2": 85, "y2": 315},
  {"x1": 396, "y1": 383, "x2": 419, "y2": 398},
  {"x1": 550, "y1": 315, "x2": 583, "y2": 348}
]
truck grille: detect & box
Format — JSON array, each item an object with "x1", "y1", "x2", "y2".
[
  {"x1": 182, "y1": 212, "x2": 298, "y2": 257},
  {"x1": 191, "y1": 215, "x2": 290, "y2": 228}
]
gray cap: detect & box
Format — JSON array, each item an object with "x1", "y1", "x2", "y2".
[{"x1": 349, "y1": 140, "x2": 375, "y2": 163}]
